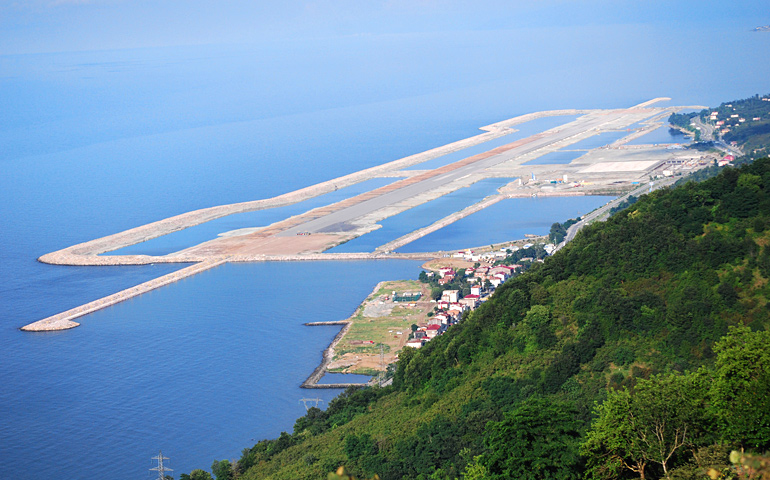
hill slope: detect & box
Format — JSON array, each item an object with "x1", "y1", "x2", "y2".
[{"x1": 205, "y1": 158, "x2": 770, "y2": 480}]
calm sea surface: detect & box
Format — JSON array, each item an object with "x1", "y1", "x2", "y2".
[{"x1": 1, "y1": 24, "x2": 769, "y2": 479}]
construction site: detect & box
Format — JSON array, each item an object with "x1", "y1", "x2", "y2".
[{"x1": 22, "y1": 98, "x2": 720, "y2": 332}]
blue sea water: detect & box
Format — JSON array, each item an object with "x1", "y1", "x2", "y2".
[
  {"x1": 1, "y1": 21, "x2": 769, "y2": 480},
  {"x1": 318, "y1": 373, "x2": 372, "y2": 385},
  {"x1": 1, "y1": 260, "x2": 421, "y2": 479}
]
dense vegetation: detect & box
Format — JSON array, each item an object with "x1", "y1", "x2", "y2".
[
  {"x1": 183, "y1": 156, "x2": 770, "y2": 479},
  {"x1": 608, "y1": 195, "x2": 638, "y2": 216},
  {"x1": 550, "y1": 217, "x2": 580, "y2": 243},
  {"x1": 200, "y1": 158, "x2": 770, "y2": 480},
  {"x1": 669, "y1": 94, "x2": 770, "y2": 160}
]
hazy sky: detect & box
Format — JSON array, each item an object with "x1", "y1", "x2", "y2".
[{"x1": 1, "y1": 0, "x2": 768, "y2": 55}]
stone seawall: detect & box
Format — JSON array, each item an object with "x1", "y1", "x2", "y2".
[
  {"x1": 301, "y1": 321, "x2": 352, "y2": 388},
  {"x1": 21, "y1": 259, "x2": 227, "y2": 331}
]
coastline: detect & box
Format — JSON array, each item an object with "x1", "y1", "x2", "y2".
[
  {"x1": 21, "y1": 99, "x2": 714, "y2": 334},
  {"x1": 300, "y1": 280, "x2": 393, "y2": 389},
  {"x1": 301, "y1": 320, "x2": 357, "y2": 389}
]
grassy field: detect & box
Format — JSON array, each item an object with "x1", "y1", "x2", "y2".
[{"x1": 328, "y1": 280, "x2": 433, "y2": 374}]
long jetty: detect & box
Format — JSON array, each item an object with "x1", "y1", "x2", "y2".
[{"x1": 21, "y1": 259, "x2": 227, "y2": 331}]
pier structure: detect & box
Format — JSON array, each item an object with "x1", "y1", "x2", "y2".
[{"x1": 21, "y1": 98, "x2": 716, "y2": 333}]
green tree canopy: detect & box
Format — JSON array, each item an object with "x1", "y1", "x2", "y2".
[
  {"x1": 582, "y1": 373, "x2": 707, "y2": 480},
  {"x1": 483, "y1": 397, "x2": 584, "y2": 480},
  {"x1": 708, "y1": 325, "x2": 770, "y2": 450}
]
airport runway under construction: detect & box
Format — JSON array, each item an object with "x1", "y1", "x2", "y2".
[{"x1": 23, "y1": 98, "x2": 715, "y2": 331}]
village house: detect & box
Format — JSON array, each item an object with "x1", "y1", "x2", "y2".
[
  {"x1": 441, "y1": 290, "x2": 459, "y2": 303},
  {"x1": 406, "y1": 338, "x2": 424, "y2": 349},
  {"x1": 489, "y1": 265, "x2": 513, "y2": 277},
  {"x1": 474, "y1": 266, "x2": 490, "y2": 277},
  {"x1": 460, "y1": 294, "x2": 480, "y2": 309},
  {"x1": 448, "y1": 302, "x2": 466, "y2": 315},
  {"x1": 439, "y1": 267, "x2": 456, "y2": 278},
  {"x1": 719, "y1": 155, "x2": 735, "y2": 167},
  {"x1": 427, "y1": 317, "x2": 443, "y2": 326},
  {"x1": 425, "y1": 324, "x2": 443, "y2": 339}
]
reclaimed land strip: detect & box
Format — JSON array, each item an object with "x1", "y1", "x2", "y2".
[
  {"x1": 20, "y1": 253, "x2": 436, "y2": 331},
  {"x1": 38, "y1": 109, "x2": 592, "y2": 265},
  {"x1": 20, "y1": 259, "x2": 227, "y2": 331},
  {"x1": 167, "y1": 131, "x2": 562, "y2": 258},
  {"x1": 227, "y1": 252, "x2": 439, "y2": 262}
]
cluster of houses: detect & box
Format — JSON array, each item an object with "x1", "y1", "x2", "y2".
[
  {"x1": 707, "y1": 102, "x2": 767, "y2": 138},
  {"x1": 406, "y1": 262, "x2": 523, "y2": 349},
  {"x1": 449, "y1": 244, "x2": 542, "y2": 263}
]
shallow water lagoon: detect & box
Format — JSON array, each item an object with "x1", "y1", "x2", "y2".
[
  {"x1": 398, "y1": 195, "x2": 616, "y2": 253},
  {"x1": 564, "y1": 131, "x2": 630, "y2": 151},
  {"x1": 329, "y1": 177, "x2": 514, "y2": 253},
  {"x1": 626, "y1": 125, "x2": 692, "y2": 145}
]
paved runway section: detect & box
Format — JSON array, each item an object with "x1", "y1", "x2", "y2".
[{"x1": 278, "y1": 108, "x2": 647, "y2": 236}]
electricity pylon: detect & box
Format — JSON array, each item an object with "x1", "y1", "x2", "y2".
[
  {"x1": 150, "y1": 451, "x2": 172, "y2": 480},
  {"x1": 299, "y1": 398, "x2": 323, "y2": 411}
]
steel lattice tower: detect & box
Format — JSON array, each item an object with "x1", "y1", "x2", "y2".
[{"x1": 150, "y1": 451, "x2": 172, "y2": 480}]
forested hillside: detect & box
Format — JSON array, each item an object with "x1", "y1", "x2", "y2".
[{"x1": 188, "y1": 158, "x2": 770, "y2": 480}]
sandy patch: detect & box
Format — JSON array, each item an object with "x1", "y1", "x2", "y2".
[
  {"x1": 579, "y1": 160, "x2": 660, "y2": 173},
  {"x1": 179, "y1": 232, "x2": 349, "y2": 256},
  {"x1": 217, "y1": 227, "x2": 263, "y2": 237}
]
